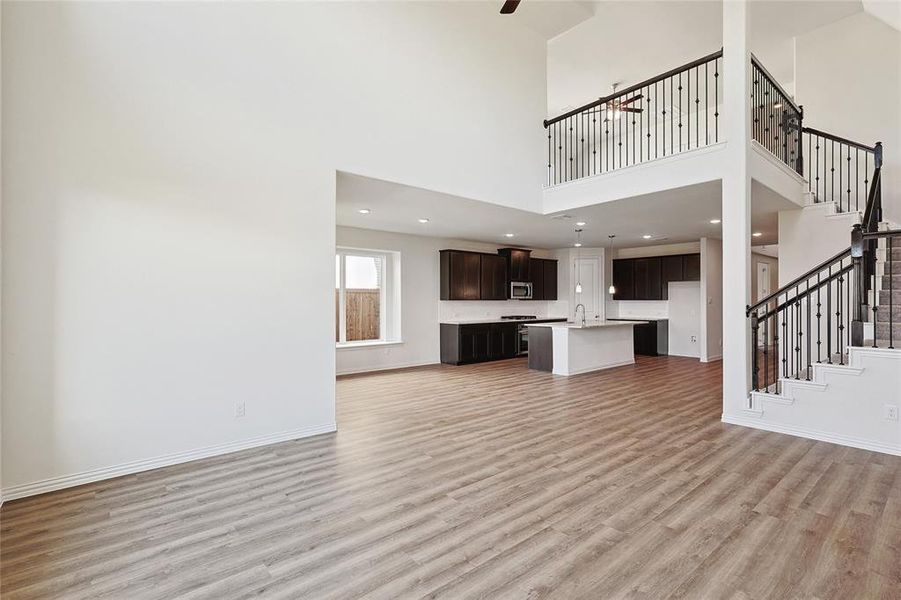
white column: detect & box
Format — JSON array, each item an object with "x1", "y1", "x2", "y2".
[{"x1": 721, "y1": 0, "x2": 753, "y2": 417}]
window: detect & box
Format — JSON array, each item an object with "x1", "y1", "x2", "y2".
[{"x1": 335, "y1": 248, "x2": 400, "y2": 346}]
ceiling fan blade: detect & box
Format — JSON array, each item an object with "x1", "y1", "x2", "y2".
[
  {"x1": 619, "y1": 94, "x2": 644, "y2": 105},
  {"x1": 500, "y1": 0, "x2": 521, "y2": 14},
  {"x1": 621, "y1": 107, "x2": 643, "y2": 114}
]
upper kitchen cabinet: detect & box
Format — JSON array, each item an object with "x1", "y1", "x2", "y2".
[
  {"x1": 480, "y1": 253, "x2": 508, "y2": 300},
  {"x1": 633, "y1": 257, "x2": 662, "y2": 301},
  {"x1": 528, "y1": 258, "x2": 558, "y2": 301},
  {"x1": 612, "y1": 253, "x2": 701, "y2": 301},
  {"x1": 499, "y1": 248, "x2": 531, "y2": 282},
  {"x1": 683, "y1": 253, "x2": 701, "y2": 281},
  {"x1": 440, "y1": 250, "x2": 481, "y2": 300},
  {"x1": 612, "y1": 259, "x2": 635, "y2": 300}
]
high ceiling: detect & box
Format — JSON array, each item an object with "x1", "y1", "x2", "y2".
[
  {"x1": 546, "y1": 0, "x2": 865, "y2": 116},
  {"x1": 336, "y1": 172, "x2": 791, "y2": 249}
]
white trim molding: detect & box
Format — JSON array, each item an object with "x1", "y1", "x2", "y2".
[
  {"x1": 723, "y1": 413, "x2": 901, "y2": 457},
  {"x1": 0, "y1": 423, "x2": 337, "y2": 502}
]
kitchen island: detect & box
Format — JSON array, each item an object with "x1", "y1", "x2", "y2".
[{"x1": 527, "y1": 320, "x2": 645, "y2": 376}]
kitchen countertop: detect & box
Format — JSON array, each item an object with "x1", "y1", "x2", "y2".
[
  {"x1": 527, "y1": 319, "x2": 647, "y2": 330},
  {"x1": 440, "y1": 317, "x2": 568, "y2": 325},
  {"x1": 607, "y1": 316, "x2": 668, "y2": 321}
]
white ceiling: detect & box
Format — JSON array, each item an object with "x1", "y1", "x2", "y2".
[
  {"x1": 546, "y1": 0, "x2": 865, "y2": 116},
  {"x1": 336, "y1": 172, "x2": 793, "y2": 249}
]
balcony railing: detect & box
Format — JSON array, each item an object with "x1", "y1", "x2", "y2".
[
  {"x1": 543, "y1": 49, "x2": 723, "y2": 186},
  {"x1": 750, "y1": 55, "x2": 803, "y2": 174}
]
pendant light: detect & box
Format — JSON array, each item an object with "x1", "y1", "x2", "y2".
[
  {"x1": 574, "y1": 228, "x2": 583, "y2": 294},
  {"x1": 607, "y1": 235, "x2": 617, "y2": 295}
]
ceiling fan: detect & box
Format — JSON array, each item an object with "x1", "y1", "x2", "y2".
[
  {"x1": 500, "y1": 0, "x2": 521, "y2": 14},
  {"x1": 603, "y1": 83, "x2": 643, "y2": 118}
]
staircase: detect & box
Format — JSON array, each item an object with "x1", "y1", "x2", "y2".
[
  {"x1": 873, "y1": 232, "x2": 901, "y2": 348},
  {"x1": 742, "y1": 98, "x2": 901, "y2": 455}
]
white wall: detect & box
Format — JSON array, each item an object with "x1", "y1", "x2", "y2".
[
  {"x1": 547, "y1": 1, "x2": 722, "y2": 116},
  {"x1": 700, "y1": 237, "x2": 723, "y2": 362},
  {"x1": 1, "y1": 2, "x2": 549, "y2": 495},
  {"x1": 795, "y1": 11, "x2": 901, "y2": 224},
  {"x1": 778, "y1": 204, "x2": 858, "y2": 284},
  {"x1": 335, "y1": 227, "x2": 562, "y2": 375}
]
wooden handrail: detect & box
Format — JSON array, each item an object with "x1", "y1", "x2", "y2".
[
  {"x1": 750, "y1": 53, "x2": 802, "y2": 116},
  {"x1": 801, "y1": 127, "x2": 878, "y2": 153},
  {"x1": 544, "y1": 49, "x2": 723, "y2": 128},
  {"x1": 747, "y1": 247, "x2": 851, "y2": 315}
]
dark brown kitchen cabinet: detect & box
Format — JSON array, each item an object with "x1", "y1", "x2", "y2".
[
  {"x1": 528, "y1": 258, "x2": 559, "y2": 301},
  {"x1": 440, "y1": 250, "x2": 481, "y2": 300},
  {"x1": 543, "y1": 260, "x2": 558, "y2": 300},
  {"x1": 612, "y1": 259, "x2": 635, "y2": 300},
  {"x1": 612, "y1": 253, "x2": 700, "y2": 301},
  {"x1": 480, "y1": 254, "x2": 508, "y2": 300},
  {"x1": 633, "y1": 258, "x2": 662, "y2": 301},
  {"x1": 499, "y1": 248, "x2": 531, "y2": 282},
  {"x1": 440, "y1": 322, "x2": 517, "y2": 365},
  {"x1": 660, "y1": 255, "x2": 684, "y2": 300},
  {"x1": 530, "y1": 258, "x2": 545, "y2": 301},
  {"x1": 683, "y1": 253, "x2": 701, "y2": 281}
]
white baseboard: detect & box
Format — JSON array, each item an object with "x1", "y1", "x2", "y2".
[
  {"x1": 0, "y1": 423, "x2": 337, "y2": 503},
  {"x1": 722, "y1": 413, "x2": 901, "y2": 457},
  {"x1": 337, "y1": 360, "x2": 439, "y2": 376},
  {"x1": 701, "y1": 354, "x2": 723, "y2": 363}
]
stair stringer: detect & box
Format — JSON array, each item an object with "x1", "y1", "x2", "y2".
[{"x1": 731, "y1": 346, "x2": 901, "y2": 456}]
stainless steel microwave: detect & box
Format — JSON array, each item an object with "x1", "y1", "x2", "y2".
[{"x1": 510, "y1": 281, "x2": 533, "y2": 300}]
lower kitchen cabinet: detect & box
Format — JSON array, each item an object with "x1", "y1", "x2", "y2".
[
  {"x1": 440, "y1": 319, "x2": 566, "y2": 365},
  {"x1": 441, "y1": 322, "x2": 518, "y2": 365},
  {"x1": 608, "y1": 318, "x2": 669, "y2": 356}
]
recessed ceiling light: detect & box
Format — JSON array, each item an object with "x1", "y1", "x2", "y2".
[
  {"x1": 505, "y1": 233, "x2": 515, "y2": 238},
  {"x1": 576, "y1": 221, "x2": 587, "y2": 227},
  {"x1": 574, "y1": 242, "x2": 582, "y2": 247},
  {"x1": 417, "y1": 218, "x2": 429, "y2": 223},
  {"x1": 710, "y1": 218, "x2": 721, "y2": 224},
  {"x1": 358, "y1": 208, "x2": 371, "y2": 214},
  {"x1": 642, "y1": 234, "x2": 653, "y2": 239},
  {"x1": 752, "y1": 232, "x2": 763, "y2": 237}
]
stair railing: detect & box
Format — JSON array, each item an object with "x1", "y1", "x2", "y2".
[
  {"x1": 802, "y1": 130, "x2": 880, "y2": 213},
  {"x1": 748, "y1": 248, "x2": 855, "y2": 395},
  {"x1": 543, "y1": 49, "x2": 723, "y2": 186},
  {"x1": 751, "y1": 55, "x2": 803, "y2": 174}
]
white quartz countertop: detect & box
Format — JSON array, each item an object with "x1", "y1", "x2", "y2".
[
  {"x1": 527, "y1": 320, "x2": 647, "y2": 329},
  {"x1": 440, "y1": 317, "x2": 568, "y2": 325}
]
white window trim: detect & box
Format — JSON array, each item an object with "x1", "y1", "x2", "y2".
[{"x1": 335, "y1": 247, "x2": 400, "y2": 346}]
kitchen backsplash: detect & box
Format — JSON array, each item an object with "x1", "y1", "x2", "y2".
[
  {"x1": 606, "y1": 300, "x2": 670, "y2": 319},
  {"x1": 440, "y1": 300, "x2": 568, "y2": 322}
]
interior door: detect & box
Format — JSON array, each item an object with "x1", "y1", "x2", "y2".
[{"x1": 573, "y1": 257, "x2": 601, "y2": 320}]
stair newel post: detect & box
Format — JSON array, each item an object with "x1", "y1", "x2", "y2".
[
  {"x1": 750, "y1": 311, "x2": 760, "y2": 392},
  {"x1": 874, "y1": 141, "x2": 883, "y2": 169},
  {"x1": 797, "y1": 105, "x2": 804, "y2": 176},
  {"x1": 851, "y1": 224, "x2": 865, "y2": 347}
]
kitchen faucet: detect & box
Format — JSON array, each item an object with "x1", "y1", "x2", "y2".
[{"x1": 574, "y1": 303, "x2": 586, "y2": 326}]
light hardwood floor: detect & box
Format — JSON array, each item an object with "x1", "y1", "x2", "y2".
[{"x1": 2, "y1": 356, "x2": 900, "y2": 599}]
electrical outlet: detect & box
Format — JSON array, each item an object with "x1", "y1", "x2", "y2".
[
  {"x1": 690, "y1": 335, "x2": 697, "y2": 343},
  {"x1": 235, "y1": 401, "x2": 246, "y2": 418},
  {"x1": 885, "y1": 405, "x2": 898, "y2": 421}
]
